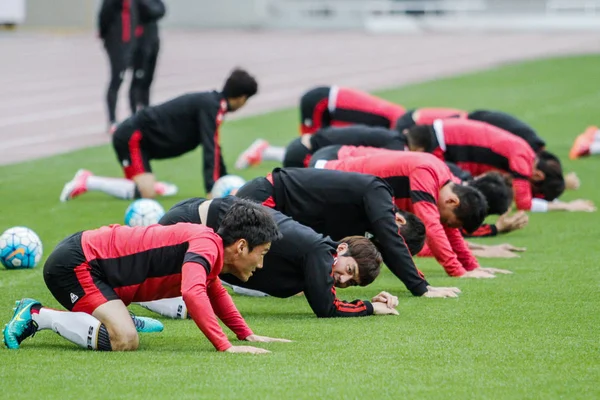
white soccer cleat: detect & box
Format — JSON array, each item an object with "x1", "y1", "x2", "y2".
[
  {"x1": 59, "y1": 169, "x2": 93, "y2": 202},
  {"x1": 234, "y1": 139, "x2": 269, "y2": 170},
  {"x1": 154, "y1": 182, "x2": 178, "y2": 197}
]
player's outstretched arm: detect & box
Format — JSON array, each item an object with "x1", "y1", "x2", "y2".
[
  {"x1": 225, "y1": 345, "x2": 271, "y2": 354},
  {"x1": 245, "y1": 335, "x2": 292, "y2": 343}
]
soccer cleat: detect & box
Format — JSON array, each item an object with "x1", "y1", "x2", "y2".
[
  {"x1": 59, "y1": 169, "x2": 93, "y2": 202},
  {"x1": 3, "y1": 298, "x2": 41, "y2": 349},
  {"x1": 569, "y1": 126, "x2": 599, "y2": 160},
  {"x1": 234, "y1": 139, "x2": 269, "y2": 169},
  {"x1": 154, "y1": 182, "x2": 178, "y2": 197},
  {"x1": 130, "y1": 313, "x2": 164, "y2": 333}
]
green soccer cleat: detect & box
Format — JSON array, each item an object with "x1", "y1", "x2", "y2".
[
  {"x1": 3, "y1": 298, "x2": 40, "y2": 350},
  {"x1": 130, "y1": 313, "x2": 164, "y2": 333}
]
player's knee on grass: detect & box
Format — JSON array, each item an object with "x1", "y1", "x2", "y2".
[
  {"x1": 133, "y1": 173, "x2": 157, "y2": 199},
  {"x1": 92, "y1": 300, "x2": 139, "y2": 351}
]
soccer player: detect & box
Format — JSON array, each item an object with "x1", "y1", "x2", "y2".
[
  {"x1": 234, "y1": 86, "x2": 406, "y2": 169},
  {"x1": 98, "y1": 0, "x2": 139, "y2": 134},
  {"x1": 236, "y1": 168, "x2": 462, "y2": 297},
  {"x1": 138, "y1": 195, "x2": 401, "y2": 318},
  {"x1": 59, "y1": 68, "x2": 258, "y2": 202},
  {"x1": 314, "y1": 150, "x2": 510, "y2": 278},
  {"x1": 403, "y1": 119, "x2": 596, "y2": 212},
  {"x1": 129, "y1": 0, "x2": 166, "y2": 113},
  {"x1": 3, "y1": 200, "x2": 290, "y2": 354}
]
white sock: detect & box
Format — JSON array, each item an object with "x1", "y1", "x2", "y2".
[
  {"x1": 134, "y1": 298, "x2": 188, "y2": 319},
  {"x1": 87, "y1": 176, "x2": 136, "y2": 199},
  {"x1": 593, "y1": 131, "x2": 600, "y2": 142},
  {"x1": 590, "y1": 141, "x2": 600, "y2": 155},
  {"x1": 263, "y1": 146, "x2": 286, "y2": 162},
  {"x1": 32, "y1": 308, "x2": 104, "y2": 350}
]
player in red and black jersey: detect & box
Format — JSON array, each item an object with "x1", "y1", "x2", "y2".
[
  {"x1": 98, "y1": 0, "x2": 138, "y2": 133},
  {"x1": 316, "y1": 150, "x2": 513, "y2": 278},
  {"x1": 4, "y1": 200, "x2": 291, "y2": 354},
  {"x1": 59, "y1": 68, "x2": 258, "y2": 202},
  {"x1": 235, "y1": 168, "x2": 461, "y2": 298},
  {"x1": 138, "y1": 196, "x2": 400, "y2": 318},
  {"x1": 403, "y1": 119, "x2": 595, "y2": 213}
]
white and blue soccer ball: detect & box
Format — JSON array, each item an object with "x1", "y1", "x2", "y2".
[
  {"x1": 124, "y1": 199, "x2": 165, "y2": 227},
  {"x1": 0, "y1": 226, "x2": 43, "y2": 270},
  {"x1": 211, "y1": 175, "x2": 246, "y2": 198}
]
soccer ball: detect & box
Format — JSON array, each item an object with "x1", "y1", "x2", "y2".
[
  {"x1": 211, "y1": 175, "x2": 246, "y2": 198},
  {"x1": 124, "y1": 199, "x2": 165, "y2": 227},
  {"x1": 0, "y1": 227, "x2": 43, "y2": 270}
]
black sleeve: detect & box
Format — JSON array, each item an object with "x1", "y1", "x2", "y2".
[
  {"x1": 302, "y1": 243, "x2": 374, "y2": 318},
  {"x1": 199, "y1": 108, "x2": 223, "y2": 193},
  {"x1": 98, "y1": 0, "x2": 119, "y2": 38},
  {"x1": 446, "y1": 162, "x2": 473, "y2": 181},
  {"x1": 461, "y1": 224, "x2": 498, "y2": 238},
  {"x1": 364, "y1": 182, "x2": 429, "y2": 296}
]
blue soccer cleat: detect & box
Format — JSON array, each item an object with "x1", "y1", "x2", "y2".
[
  {"x1": 130, "y1": 313, "x2": 164, "y2": 333},
  {"x1": 3, "y1": 298, "x2": 41, "y2": 349}
]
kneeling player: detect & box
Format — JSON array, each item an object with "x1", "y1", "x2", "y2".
[
  {"x1": 3, "y1": 200, "x2": 289, "y2": 354},
  {"x1": 138, "y1": 196, "x2": 400, "y2": 319}
]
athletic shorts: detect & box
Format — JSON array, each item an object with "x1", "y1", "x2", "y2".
[
  {"x1": 283, "y1": 137, "x2": 312, "y2": 168},
  {"x1": 112, "y1": 120, "x2": 152, "y2": 179},
  {"x1": 393, "y1": 109, "x2": 416, "y2": 133},
  {"x1": 235, "y1": 176, "x2": 276, "y2": 208},
  {"x1": 299, "y1": 86, "x2": 331, "y2": 135},
  {"x1": 307, "y1": 145, "x2": 342, "y2": 167},
  {"x1": 43, "y1": 232, "x2": 119, "y2": 314}
]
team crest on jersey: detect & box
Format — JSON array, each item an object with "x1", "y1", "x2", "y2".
[
  {"x1": 70, "y1": 293, "x2": 79, "y2": 303},
  {"x1": 365, "y1": 232, "x2": 374, "y2": 239},
  {"x1": 122, "y1": 160, "x2": 130, "y2": 167},
  {"x1": 304, "y1": 118, "x2": 313, "y2": 127}
]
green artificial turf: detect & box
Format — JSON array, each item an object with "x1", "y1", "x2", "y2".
[{"x1": 0, "y1": 54, "x2": 599, "y2": 399}]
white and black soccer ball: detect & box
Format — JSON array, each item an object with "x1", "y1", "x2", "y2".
[
  {"x1": 0, "y1": 226, "x2": 43, "y2": 270},
  {"x1": 211, "y1": 175, "x2": 246, "y2": 198},
  {"x1": 124, "y1": 199, "x2": 165, "y2": 227}
]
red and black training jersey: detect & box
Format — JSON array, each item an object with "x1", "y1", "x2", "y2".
[
  {"x1": 264, "y1": 168, "x2": 428, "y2": 296},
  {"x1": 322, "y1": 149, "x2": 480, "y2": 277},
  {"x1": 98, "y1": 0, "x2": 138, "y2": 44},
  {"x1": 309, "y1": 126, "x2": 407, "y2": 154},
  {"x1": 81, "y1": 223, "x2": 251, "y2": 351},
  {"x1": 433, "y1": 119, "x2": 536, "y2": 211},
  {"x1": 330, "y1": 86, "x2": 406, "y2": 129},
  {"x1": 130, "y1": 91, "x2": 228, "y2": 192}
]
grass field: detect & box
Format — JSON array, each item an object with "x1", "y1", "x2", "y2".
[{"x1": 1, "y1": 54, "x2": 599, "y2": 399}]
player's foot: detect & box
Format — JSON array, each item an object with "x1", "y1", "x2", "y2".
[
  {"x1": 3, "y1": 298, "x2": 41, "y2": 349},
  {"x1": 235, "y1": 139, "x2": 269, "y2": 169},
  {"x1": 154, "y1": 182, "x2": 178, "y2": 197},
  {"x1": 569, "y1": 126, "x2": 599, "y2": 160},
  {"x1": 108, "y1": 122, "x2": 118, "y2": 135},
  {"x1": 130, "y1": 313, "x2": 164, "y2": 333},
  {"x1": 59, "y1": 169, "x2": 93, "y2": 202}
]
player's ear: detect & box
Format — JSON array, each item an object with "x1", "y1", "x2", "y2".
[
  {"x1": 395, "y1": 213, "x2": 407, "y2": 226},
  {"x1": 336, "y1": 242, "x2": 348, "y2": 255},
  {"x1": 236, "y1": 238, "x2": 248, "y2": 254},
  {"x1": 532, "y1": 169, "x2": 545, "y2": 182}
]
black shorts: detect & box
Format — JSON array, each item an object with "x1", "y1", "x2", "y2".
[
  {"x1": 393, "y1": 109, "x2": 416, "y2": 133},
  {"x1": 300, "y1": 86, "x2": 331, "y2": 134},
  {"x1": 235, "y1": 177, "x2": 275, "y2": 206},
  {"x1": 283, "y1": 137, "x2": 312, "y2": 168},
  {"x1": 159, "y1": 198, "x2": 205, "y2": 226},
  {"x1": 308, "y1": 145, "x2": 342, "y2": 167},
  {"x1": 43, "y1": 232, "x2": 119, "y2": 314},
  {"x1": 112, "y1": 120, "x2": 152, "y2": 179}
]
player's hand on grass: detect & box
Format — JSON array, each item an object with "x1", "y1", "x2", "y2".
[
  {"x1": 565, "y1": 172, "x2": 580, "y2": 190},
  {"x1": 423, "y1": 286, "x2": 461, "y2": 298},
  {"x1": 566, "y1": 199, "x2": 596, "y2": 212},
  {"x1": 461, "y1": 269, "x2": 496, "y2": 278},
  {"x1": 372, "y1": 302, "x2": 399, "y2": 316},
  {"x1": 496, "y1": 211, "x2": 529, "y2": 233},
  {"x1": 371, "y1": 291, "x2": 399, "y2": 308},
  {"x1": 225, "y1": 345, "x2": 270, "y2": 354},
  {"x1": 244, "y1": 334, "x2": 292, "y2": 343},
  {"x1": 471, "y1": 243, "x2": 525, "y2": 258},
  {"x1": 478, "y1": 267, "x2": 513, "y2": 275}
]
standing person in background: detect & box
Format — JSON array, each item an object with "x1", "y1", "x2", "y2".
[
  {"x1": 129, "y1": 0, "x2": 166, "y2": 114},
  {"x1": 98, "y1": 0, "x2": 138, "y2": 134}
]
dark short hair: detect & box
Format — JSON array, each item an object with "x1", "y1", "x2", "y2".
[
  {"x1": 339, "y1": 236, "x2": 382, "y2": 287},
  {"x1": 533, "y1": 151, "x2": 565, "y2": 201},
  {"x1": 405, "y1": 125, "x2": 436, "y2": 151},
  {"x1": 396, "y1": 209, "x2": 426, "y2": 255},
  {"x1": 222, "y1": 68, "x2": 258, "y2": 99},
  {"x1": 218, "y1": 198, "x2": 281, "y2": 250},
  {"x1": 468, "y1": 172, "x2": 513, "y2": 215},
  {"x1": 450, "y1": 184, "x2": 488, "y2": 233}
]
